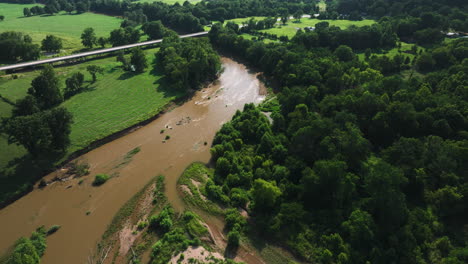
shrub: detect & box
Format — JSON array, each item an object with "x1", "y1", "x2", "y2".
[
  {"x1": 227, "y1": 230, "x2": 240, "y2": 247},
  {"x1": 137, "y1": 221, "x2": 148, "y2": 230},
  {"x1": 68, "y1": 161, "x2": 90, "y2": 177},
  {"x1": 165, "y1": 135, "x2": 171, "y2": 140},
  {"x1": 93, "y1": 174, "x2": 110, "y2": 186},
  {"x1": 149, "y1": 206, "x2": 174, "y2": 233}
]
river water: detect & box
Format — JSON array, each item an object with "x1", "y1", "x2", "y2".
[{"x1": 0, "y1": 58, "x2": 265, "y2": 263}]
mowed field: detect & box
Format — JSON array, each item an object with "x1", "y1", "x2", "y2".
[
  {"x1": 259, "y1": 18, "x2": 376, "y2": 38},
  {"x1": 0, "y1": 48, "x2": 185, "y2": 204},
  {"x1": 0, "y1": 3, "x2": 121, "y2": 53}
]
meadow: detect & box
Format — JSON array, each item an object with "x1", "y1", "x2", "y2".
[
  {"x1": 0, "y1": 48, "x2": 185, "y2": 205},
  {"x1": 0, "y1": 3, "x2": 122, "y2": 53},
  {"x1": 259, "y1": 17, "x2": 376, "y2": 38}
]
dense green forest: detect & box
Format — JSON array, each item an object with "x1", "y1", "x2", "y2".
[{"x1": 205, "y1": 17, "x2": 468, "y2": 262}]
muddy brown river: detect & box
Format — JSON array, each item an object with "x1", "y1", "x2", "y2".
[{"x1": 0, "y1": 58, "x2": 265, "y2": 264}]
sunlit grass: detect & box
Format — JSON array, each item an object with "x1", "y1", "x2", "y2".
[
  {"x1": 259, "y1": 18, "x2": 376, "y2": 38},
  {"x1": 0, "y1": 3, "x2": 122, "y2": 53}
]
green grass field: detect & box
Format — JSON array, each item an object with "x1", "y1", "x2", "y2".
[
  {"x1": 0, "y1": 3, "x2": 122, "y2": 53},
  {"x1": 356, "y1": 41, "x2": 424, "y2": 61},
  {"x1": 240, "y1": 33, "x2": 278, "y2": 43},
  {"x1": 0, "y1": 48, "x2": 185, "y2": 205},
  {"x1": 260, "y1": 18, "x2": 376, "y2": 38}
]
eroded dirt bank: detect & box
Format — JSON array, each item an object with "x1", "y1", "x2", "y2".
[{"x1": 0, "y1": 57, "x2": 265, "y2": 264}]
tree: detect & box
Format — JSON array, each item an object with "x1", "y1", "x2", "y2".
[
  {"x1": 130, "y1": 48, "x2": 147, "y2": 73},
  {"x1": 64, "y1": 3, "x2": 74, "y2": 14},
  {"x1": 86, "y1": 65, "x2": 104, "y2": 82},
  {"x1": 76, "y1": 2, "x2": 89, "y2": 13},
  {"x1": 117, "y1": 51, "x2": 130, "y2": 70},
  {"x1": 294, "y1": 10, "x2": 303, "y2": 21},
  {"x1": 47, "y1": 107, "x2": 73, "y2": 152},
  {"x1": 334, "y1": 45, "x2": 355, "y2": 62},
  {"x1": 23, "y1": 7, "x2": 31, "y2": 17},
  {"x1": 279, "y1": 8, "x2": 289, "y2": 24},
  {"x1": 9, "y1": 237, "x2": 40, "y2": 264},
  {"x1": 251, "y1": 179, "x2": 282, "y2": 211},
  {"x1": 81, "y1": 27, "x2": 96, "y2": 49},
  {"x1": 341, "y1": 209, "x2": 376, "y2": 258},
  {"x1": 64, "y1": 72, "x2": 84, "y2": 98},
  {"x1": 3, "y1": 107, "x2": 72, "y2": 156},
  {"x1": 41, "y1": 35, "x2": 62, "y2": 53},
  {"x1": 109, "y1": 27, "x2": 140, "y2": 46},
  {"x1": 227, "y1": 230, "x2": 240, "y2": 247},
  {"x1": 0, "y1": 15, "x2": 4, "y2": 21},
  {"x1": 13, "y1": 95, "x2": 40, "y2": 117},
  {"x1": 97, "y1": 37, "x2": 107, "y2": 48},
  {"x1": 44, "y1": 4, "x2": 57, "y2": 15},
  {"x1": 0, "y1": 31, "x2": 40, "y2": 61},
  {"x1": 28, "y1": 64, "x2": 63, "y2": 110},
  {"x1": 142, "y1": 21, "x2": 166, "y2": 40}
]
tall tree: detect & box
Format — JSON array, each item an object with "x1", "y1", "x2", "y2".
[
  {"x1": 81, "y1": 27, "x2": 96, "y2": 49},
  {"x1": 130, "y1": 48, "x2": 147, "y2": 73},
  {"x1": 28, "y1": 64, "x2": 63, "y2": 110},
  {"x1": 64, "y1": 72, "x2": 85, "y2": 98},
  {"x1": 41, "y1": 35, "x2": 62, "y2": 53}
]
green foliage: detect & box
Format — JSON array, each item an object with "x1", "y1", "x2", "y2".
[
  {"x1": 81, "y1": 27, "x2": 96, "y2": 49},
  {"x1": 177, "y1": 163, "x2": 223, "y2": 215},
  {"x1": 0, "y1": 31, "x2": 40, "y2": 62},
  {"x1": 7, "y1": 227, "x2": 47, "y2": 264},
  {"x1": 182, "y1": 211, "x2": 208, "y2": 238},
  {"x1": 227, "y1": 230, "x2": 241, "y2": 247},
  {"x1": 28, "y1": 64, "x2": 63, "y2": 110},
  {"x1": 86, "y1": 65, "x2": 104, "y2": 82},
  {"x1": 207, "y1": 25, "x2": 468, "y2": 262},
  {"x1": 142, "y1": 21, "x2": 168, "y2": 40},
  {"x1": 3, "y1": 107, "x2": 73, "y2": 156},
  {"x1": 150, "y1": 228, "x2": 195, "y2": 264},
  {"x1": 130, "y1": 48, "x2": 148, "y2": 73},
  {"x1": 41, "y1": 35, "x2": 62, "y2": 53},
  {"x1": 64, "y1": 72, "x2": 85, "y2": 98},
  {"x1": 93, "y1": 174, "x2": 110, "y2": 186},
  {"x1": 157, "y1": 37, "x2": 220, "y2": 91},
  {"x1": 149, "y1": 206, "x2": 174, "y2": 233},
  {"x1": 251, "y1": 179, "x2": 281, "y2": 212}
]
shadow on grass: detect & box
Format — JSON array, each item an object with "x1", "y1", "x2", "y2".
[
  {"x1": 0, "y1": 149, "x2": 65, "y2": 208},
  {"x1": 118, "y1": 71, "x2": 136, "y2": 80}
]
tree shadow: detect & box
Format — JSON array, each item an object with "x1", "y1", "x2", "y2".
[
  {"x1": 0, "y1": 149, "x2": 65, "y2": 208},
  {"x1": 224, "y1": 244, "x2": 239, "y2": 259},
  {"x1": 118, "y1": 71, "x2": 136, "y2": 80}
]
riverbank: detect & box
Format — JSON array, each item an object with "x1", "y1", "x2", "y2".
[{"x1": 0, "y1": 57, "x2": 265, "y2": 264}]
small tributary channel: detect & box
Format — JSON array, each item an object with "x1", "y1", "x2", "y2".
[{"x1": 0, "y1": 57, "x2": 265, "y2": 264}]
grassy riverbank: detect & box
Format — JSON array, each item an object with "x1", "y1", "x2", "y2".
[
  {"x1": 0, "y1": 48, "x2": 185, "y2": 206},
  {"x1": 0, "y1": 3, "x2": 121, "y2": 53}
]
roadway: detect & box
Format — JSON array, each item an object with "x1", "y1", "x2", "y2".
[{"x1": 0, "y1": 31, "x2": 208, "y2": 72}]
